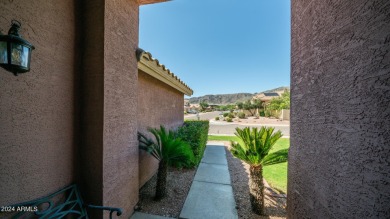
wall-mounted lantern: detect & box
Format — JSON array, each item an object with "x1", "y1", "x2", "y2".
[{"x1": 0, "y1": 20, "x2": 35, "y2": 76}]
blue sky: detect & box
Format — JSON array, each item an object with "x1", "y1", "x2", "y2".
[{"x1": 139, "y1": 0, "x2": 290, "y2": 97}]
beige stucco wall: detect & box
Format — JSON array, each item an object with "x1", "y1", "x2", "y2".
[
  {"x1": 269, "y1": 109, "x2": 290, "y2": 121},
  {"x1": 81, "y1": 0, "x2": 140, "y2": 217},
  {"x1": 289, "y1": 0, "x2": 390, "y2": 218},
  {"x1": 103, "y1": 0, "x2": 140, "y2": 215},
  {"x1": 0, "y1": 0, "x2": 141, "y2": 217},
  {"x1": 0, "y1": 0, "x2": 77, "y2": 205},
  {"x1": 138, "y1": 70, "x2": 185, "y2": 187}
]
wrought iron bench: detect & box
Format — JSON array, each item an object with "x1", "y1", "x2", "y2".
[{"x1": 3, "y1": 184, "x2": 122, "y2": 219}]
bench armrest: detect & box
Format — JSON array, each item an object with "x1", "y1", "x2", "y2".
[{"x1": 86, "y1": 204, "x2": 122, "y2": 219}]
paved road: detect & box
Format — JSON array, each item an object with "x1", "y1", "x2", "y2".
[
  {"x1": 209, "y1": 122, "x2": 290, "y2": 137},
  {"x1": 185, "y1": 111, "x2": 290, "y2": 137},
  {"x1": 185, "y1": 111, "x2": 222, "y2": 121}
]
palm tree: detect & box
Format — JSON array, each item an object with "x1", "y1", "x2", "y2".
[
  {"x1": 138, "y1": 126, "x2": 194, "y2": 200},
  {"x1": 229, "y1": 127, "x2": 288, "y2": 215}
]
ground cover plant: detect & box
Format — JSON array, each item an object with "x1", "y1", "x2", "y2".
[{"x1": 208, "y1": 135, "x2": 289, "y2": 193}]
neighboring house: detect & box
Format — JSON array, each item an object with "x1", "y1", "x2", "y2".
[
  {"x1": 136, "y1": 48, "x2": 193, "y2": 186},
  {"x1": 184, "y1": 104, "x2": 200, "y2": 113},
  {"x1": 254, "y1": 92, "x2": 280, "y2": 103}
]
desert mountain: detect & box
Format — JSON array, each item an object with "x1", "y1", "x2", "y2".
[
  {"x1": 187, "y1": 93, "x2": 253, "y2": 105},
  {"x1": 252, "y1": 86, "x2": 290, "y2": 99},
  {"x1": 187, "y1": 86, "x2": 289, "y2": 105}
]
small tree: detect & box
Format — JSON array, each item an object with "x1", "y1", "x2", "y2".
[
  {"x1": 229, "y1": 127, "x2": 288, "y2": 215},
  {"x1": 199, "y1": 100, "x2": 209, "y2": 112},
  {"x1": 243, "y1": 99, "x2": 262, "y2": 116},
  {"x1": 138, "y1": 126, "x2": 195, "y2": 200},
  {"x1": 236, "y1": 102, "x2": 244, "y2": 110},
  {"x1": 243, "y1": 100, "x2": 254, "y2": 116},
  {"x1": 268, "y1": 90, "x2": 290, "y2": 111},
  {"x1": 252, "y1": 99, "x2": 263, "y2": 115},
  {"x1": 226, "y1": 104, "x2": 236, "y2": 112}
]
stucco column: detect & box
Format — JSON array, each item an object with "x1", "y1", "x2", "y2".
[
  {"x1": 289, "y1": 0, "x2": 390, "y2": 218},
  {"x1": 81, "y1": 0, "x2": 139, "y2": 217}
]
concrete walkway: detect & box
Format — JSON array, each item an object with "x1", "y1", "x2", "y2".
[
  {"x1": 179, "y1": 142, "x2": 238, "y2": 219},
  {"x1": 131, "y1": 212, "x2": 175, "y2": 219},
  {"x1": 130, "y1": 141, "x2": 237, "y2": 219}
]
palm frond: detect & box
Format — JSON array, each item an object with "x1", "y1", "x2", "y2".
[
  {"x1": 139, "y1": 126, "x2": 195, "y2": 168},
  {"x1": 229, "y1": 126, "x2": 285, "y2": 166},
  {"x1": 261, "y1": 148, "x2": 288, "y2": 166},
  {"x1": 138, "y1": 132, "x2": 162, "y2": 160}
]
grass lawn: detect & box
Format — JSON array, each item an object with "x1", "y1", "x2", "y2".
[{"x1": 208, "y1": 135, "x2": 289, "y2": 194}]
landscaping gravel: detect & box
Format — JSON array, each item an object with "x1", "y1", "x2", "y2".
[
  {"x1": 137, "y1": 142, "x2": 287, "y2": 219},
  {"x1": 137, "y1": 167, "x2": 196, "y2": 218}
]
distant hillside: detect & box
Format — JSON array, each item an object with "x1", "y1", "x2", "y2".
[
  {"x1": 186, "y1": 86, "x2": 290, "y2": 105},
  {"x1": 187, "y1": 93, "x2": 253, "y2": 105},
  {"x1": 258, "y1": 86, "x2": 290, "y2": 94},
  {"x1": 253, "y1": 86, "x2": 290, "y2": 99}
]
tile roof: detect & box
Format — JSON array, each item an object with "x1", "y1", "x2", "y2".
[
  {"x1": 263, "y1": 93, "x2": 280, "y2": 96},
  {"x1": 139, "y1": 0, "x2": 170, "y2": 5},
  {"x1": 136, "y1": 48, "x2": 193, "y2": 96}
]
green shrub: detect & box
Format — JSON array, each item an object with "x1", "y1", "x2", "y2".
[
  {"x1": 226, "y1": 118, "x2": 233, "y2": 122},
  {"x1": 223, "y1": 112, "x2": 229, "y2": 117},
  {"x1": 138, "y1": 126, "x2": 196, "y2": 199},
  {"x1": 215, "y1": 116, "x2": 220, "y2": 120},
  {"x1": 259, "y1": 111, "x2": 265, "y2": 117},
  {"x1": 138, "y1": 127, "x2": 195, "y2": 168},
  {"x1": 176, "y1": 120, "x2": 210, "y2": 166},
  {"x1": 228, "y1": 113, "x2": 235, "y2": 118},
  {"x1": 238, "y1": 112, "x2": 246, "y2": 119}
]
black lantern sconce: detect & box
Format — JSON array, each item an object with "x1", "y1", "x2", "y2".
[{"x1": 0, "y1": 20, "x2": 35, "y2": 76}]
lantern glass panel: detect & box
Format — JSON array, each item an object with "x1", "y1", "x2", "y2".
[
  {"x1": 0, "y1": 41, "x2": 7, "y2": 64},
  {"x1": 11, "y1": 43, "x2": 29, "y2": 67}
]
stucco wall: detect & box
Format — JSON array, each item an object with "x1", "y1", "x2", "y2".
[
  {"x1": 289, "y1": 0, "x2": 390, "y2": 218},
  {"x1": 103, "y1": 0, "x2": 140, "y2": 216},
  {"x1": 0, "y1": 0, "x2": 77, "y2": 205},
  {"x1": 81, "y1": 0, "x2": 140, "y2": 217},
  {"x1": 138, "y1": 70, "x2": 185, "y2": 187},
  {"x1": 281, "y1": 109, "x2": 290, "y2": 121}
]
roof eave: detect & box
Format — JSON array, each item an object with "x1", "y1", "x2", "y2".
[
  {"x1": 139, "y1": 0, "x2": 170, "y2": 6},
  {"x1": 137, "y1": 49, "x2": 193, "y2": 96}
]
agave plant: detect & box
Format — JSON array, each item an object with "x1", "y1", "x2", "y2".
[
  {"x1": 230, "y1": 127, "x2": 288, "y2": 215},
  {"x1": 138, "y1": 126, "x2": 194, "y2": 200}
]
